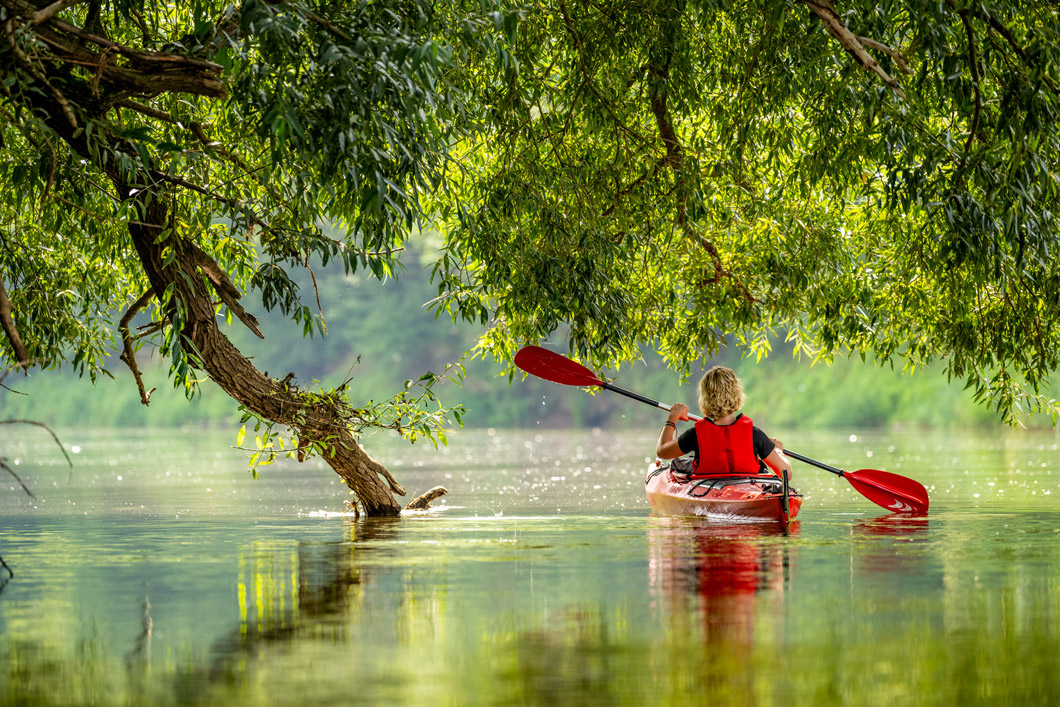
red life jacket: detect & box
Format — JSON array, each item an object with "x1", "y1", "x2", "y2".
[{"x1": 692, "y1": 415, "x2": 763, "y2": 477}]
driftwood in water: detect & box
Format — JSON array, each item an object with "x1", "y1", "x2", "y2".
[{"x1": 405, "y1": 486, "x2": 448, "y2": 510}]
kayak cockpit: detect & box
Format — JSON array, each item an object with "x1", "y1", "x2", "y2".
[{"x1": 645, "y1": 460, "x2": 802, "y2": 522}]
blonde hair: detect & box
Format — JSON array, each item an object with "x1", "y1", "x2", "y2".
[{"x1": 698, "y1": 366, "x2": 745, "y2": 419}]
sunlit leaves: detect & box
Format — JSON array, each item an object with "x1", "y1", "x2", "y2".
[
  {"x1": 0, "y1": 0, "x2": 507, "y2": 406},
  {"x1": 234, "y1": 359, "x2": 465, "y2": 476},
  {"x1": 432, "y1": 0, "x2": 1060, "y2": 424}
]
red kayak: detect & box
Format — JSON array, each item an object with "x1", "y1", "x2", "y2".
[{"x1": 645, "y1": 461, "x2": 802, "y2": 523}]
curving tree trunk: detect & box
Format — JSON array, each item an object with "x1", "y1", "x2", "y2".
[
  {"x1": 2, "y1": 1, "x2": 408, "y2": 516},
  {"x1": 123, "y1": 191, "x2": 405, "y2": 516}
]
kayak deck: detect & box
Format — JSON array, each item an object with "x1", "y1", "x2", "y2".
[{"x1": 645, "y1": 461, "x2": 802, "y2": 523}]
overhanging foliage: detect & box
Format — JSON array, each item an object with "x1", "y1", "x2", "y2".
[{"x1": 432, "y1": 0, "x2": 1060, "y2": 422}]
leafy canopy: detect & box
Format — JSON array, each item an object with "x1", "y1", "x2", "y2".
[
  {"x1": 0, "y1": 0, "x2": 511, "y2": 444},
  {"x1": 431, "y1": 0, "x2": 1060, "y2": 422},
  {"x1": 1, "y1": 0, "x2": 1059, "y2": 431}
]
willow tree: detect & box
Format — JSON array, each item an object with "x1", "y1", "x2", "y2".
[
  {"x1": 434, "y1": 0, "x2": 1060, "y2": 422},
  {"x1": 3, "y1": 1, "x2": 1060, "y2": 518},
  {"x1": 0, "y1": 0, "x2": 513, "y2": 515}
]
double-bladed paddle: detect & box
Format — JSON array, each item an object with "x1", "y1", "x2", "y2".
[{"x1": 514, "y1": 345, "x2": 929, "y2": 514}]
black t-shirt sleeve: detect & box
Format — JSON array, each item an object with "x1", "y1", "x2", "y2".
[
  {"x1": 752, "y1": 426, "x2": 775, "y2": 459},
  {"x1": 677, "y1": 427, "x2": 697, "y2": 455}
]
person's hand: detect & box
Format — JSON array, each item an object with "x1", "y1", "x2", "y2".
[
  {"x1": 770, "y1": 436, "x2": 785, "y2": 451},
  {"x1": 668, "y1": 403, "x2": 689, "y2": 422}
]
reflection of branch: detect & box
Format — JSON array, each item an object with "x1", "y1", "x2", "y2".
[{"x1": 119, "y1": 289, "x2": 155, "y2": 405}]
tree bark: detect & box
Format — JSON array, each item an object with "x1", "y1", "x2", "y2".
[
  {"x1": 4, "y1": 1, "x2": 407, "y2": 515},
  {"x1": 122, "y1": 191, "x2": 404, "y2": 516},
  {"x1": 0, "y1": 277, "x2": 30, "y2": 370}
]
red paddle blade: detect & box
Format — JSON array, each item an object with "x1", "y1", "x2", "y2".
[
  {"x1": 846, "y1": 469, "x2": 930, "y2": 514},
  {"x1": 514, "y1": 346, "x2": 604, "y2": 387}
]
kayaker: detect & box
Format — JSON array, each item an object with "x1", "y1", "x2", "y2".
[{"x1": 655, "y1": 366, "x2": 793, "y2": 480}]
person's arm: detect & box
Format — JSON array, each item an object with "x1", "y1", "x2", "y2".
[
  {"x1": 763, "y1": 444, "x2": 793, "y2": 480},
  {"x1": 655, "y1": 403, "x2": 688, "y2": 459}
]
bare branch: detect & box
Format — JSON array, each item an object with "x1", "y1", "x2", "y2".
[
  {"x1": 405, "y1": 486, "x2": 448, "y2": 510},
  {"x1": 31, "y1": 0, "x2": 87, "y2": 26},
  {"x1": 0, "y1": 277, "x2": 30, "y2": 371},
  {"x1": 118, "y1": 289, "x2": 155, "y2": 405},
  {"x1": 376, "y1": 463, "x2": 406, "y2": 496},
  {"x1": 185, "y1": 242, "x2": 264, "y2": 339},
  {"x1": 856, "y1": 36, "x2": 912, "y2": 75},
  {"x1": 801, "y1": 0, "x2": 906, "y2": 98},
  {"x1": 340, "y1": 440, "x2": 404, "y2": 495},
  {"x1": 116, "y1": 99, "x2": 172, "y2": 122}
]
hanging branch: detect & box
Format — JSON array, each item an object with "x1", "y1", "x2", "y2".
[
  {"x1": 118, "y1": 289, "x2": 155, "y2": 405},
  {"x1": 972, "y1": 8, "x2": 1059, "y2": 96},
  {"x1": 31, "y1": 0, "x2": 88, "y2": 26},
  {"x1": 957, "y1": 7, "x2": 983, "y2": 159},
  {"x1": 0, "y1": 420, "x2": 74, "y2": 469},
  {"x1": 3, "y1": 14, "x2": 80, "y2": 128},
  {"x1": 0, "y1": 458, "x2": 36, "y2": 498},
  {"x1": 0, "y1": 417, "x2": 74, "y2": 503}
]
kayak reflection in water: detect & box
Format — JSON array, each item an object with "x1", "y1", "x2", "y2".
[
  {"x1": 648, "y1": 519, "x2": 795, "y2": 664},
  {"x1": 655, "y1": 366, "x2": 793, "y2": 482}
]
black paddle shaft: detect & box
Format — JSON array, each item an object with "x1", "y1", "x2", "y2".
[
  {"x1": 782, "y1": 449, "x2": 845, "y2": 477},
  {"x1": 599, "y1": 381, "x2": 671, "y2": 411}
]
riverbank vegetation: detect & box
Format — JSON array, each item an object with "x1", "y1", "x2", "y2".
[{"x1": 2, "y1": 2, "x2": 1059, "y2": 513}]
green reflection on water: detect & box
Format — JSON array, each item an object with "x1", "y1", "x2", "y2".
[{"x1": 2, "y1": 428, "x2": 1060, "y2": 705}]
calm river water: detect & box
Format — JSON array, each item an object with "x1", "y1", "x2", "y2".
[{"x1": 2, "y1": 426, "x2": 1060, "y2": 705}]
